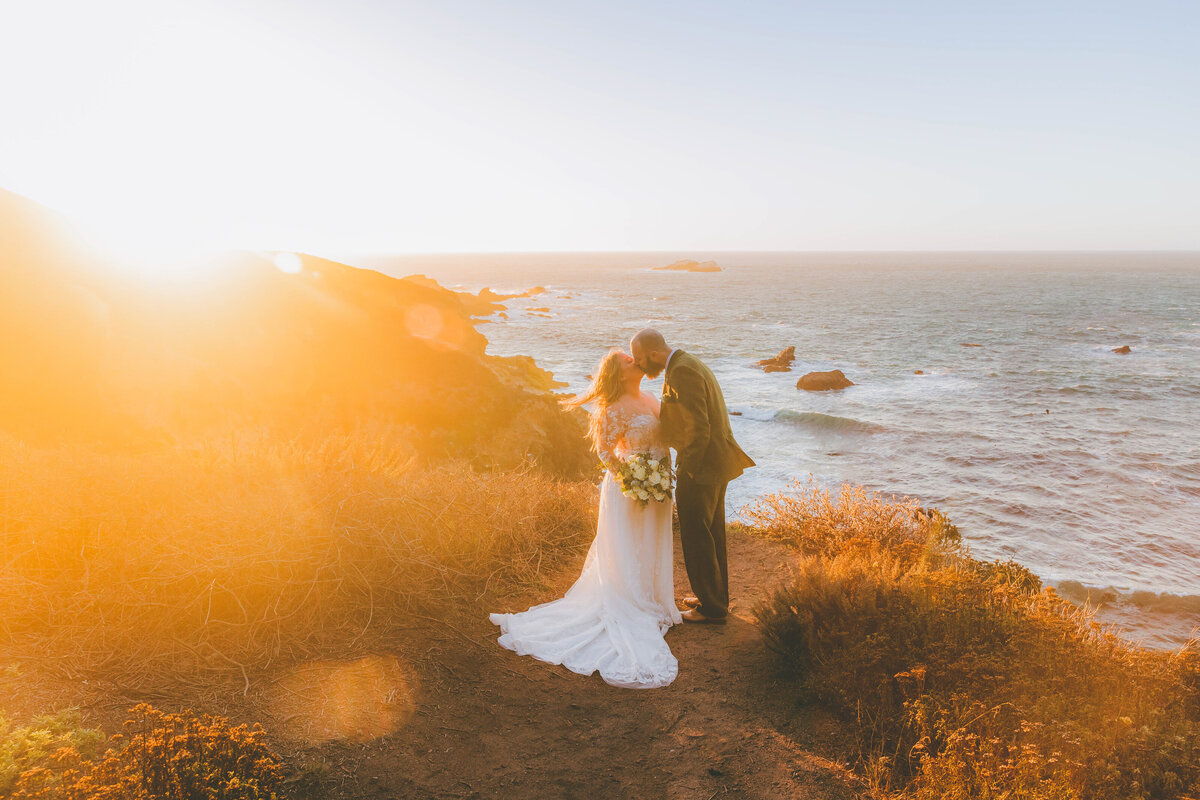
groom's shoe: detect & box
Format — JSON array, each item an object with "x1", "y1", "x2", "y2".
[
  {"x1": 682, "y1": 596, "x2": 735, "y2": 612},
  {"x1": 681, "y1": 608, "x2": 727, "y2": 624}
]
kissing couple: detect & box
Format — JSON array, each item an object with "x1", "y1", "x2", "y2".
[{"x1": 490, "y1": 329, "x2": 755, "y2": 688}]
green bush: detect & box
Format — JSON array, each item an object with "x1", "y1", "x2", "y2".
[
  {"x1": 11, "y1": 704, "x2": 284, "y2": 800},
  {"x1": 0, "y1": 709, "x2": 106, "y2": 796}
]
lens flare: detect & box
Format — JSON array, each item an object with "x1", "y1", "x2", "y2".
[
  {"x1": 405, "y1": 303, "x2": 445, "y2": 340},
  {"x1": 266, "y1": 655, "x2": 417, "y2": 744}
]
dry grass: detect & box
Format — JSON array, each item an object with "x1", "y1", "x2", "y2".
[
  {"x1": 748, "y1": 479, "x2": 1200, "y2": 800},
  {"x1": 0, "y1": 428, "x2": 596, "y2": 688},
  {"x1": 741, "y1": 477, "x2": 961, "y2": 564}
]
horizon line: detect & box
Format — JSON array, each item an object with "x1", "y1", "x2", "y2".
[{"x1": 344, "y1": 248, "x2": 1200, "y2": 258}]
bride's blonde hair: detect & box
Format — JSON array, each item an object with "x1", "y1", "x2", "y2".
[{"x1": 561, "y1": 349, "x2": 628, "y2": 454}]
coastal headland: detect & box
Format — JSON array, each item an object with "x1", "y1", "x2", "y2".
[{"x1": 0, "y1": 189, "x2": 1195, "y2": 799}]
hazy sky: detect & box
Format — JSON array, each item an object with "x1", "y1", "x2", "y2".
[{"x1": 2, "y1": 0, "x2": 1198, "y2": 257}]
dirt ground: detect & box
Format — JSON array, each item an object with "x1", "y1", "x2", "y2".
[{"x1": 5, "y1": 529, "x2": 868, "y2": 800}]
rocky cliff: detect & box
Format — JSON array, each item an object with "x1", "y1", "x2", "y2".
[{"x1": 0, "y1": 189, "x2": 593, "y2": 477}]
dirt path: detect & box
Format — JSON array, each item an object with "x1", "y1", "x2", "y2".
[
  {"x1": 4, "y1": 529, "x2": 867, "y2": 799},
  {"x1": 279, "y1": 530, "x2": 867, "y2": 799}
]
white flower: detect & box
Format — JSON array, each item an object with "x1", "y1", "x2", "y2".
[
  {"x1": 637, "y1": 489, "x2": 650, "y2": 500},
  {"x1": 632, "y1": 467, "x2": 646, "y2": 480},
  {"x1": 647, "y1": 459, "x2": 659, "y2": 469}
]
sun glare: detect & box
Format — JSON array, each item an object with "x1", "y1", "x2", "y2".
[
  {"x1": 273, "y1": 252, "x2": 304, "y2": 274},
  {"x1": 80, "y1": 221, "x2": 226, "y2": 284}
]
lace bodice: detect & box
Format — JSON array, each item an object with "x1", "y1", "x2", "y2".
[{"x1": 598, "y1": 405, "x2": 668, "y2": 466}]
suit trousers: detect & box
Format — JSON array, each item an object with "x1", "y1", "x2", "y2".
[{"x1": 675, "y1": 473, "x2": 729, "y2": 619}]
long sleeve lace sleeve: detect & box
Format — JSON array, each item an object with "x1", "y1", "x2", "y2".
[{"x1": 596, "y1": 406, "x2": 623, "y2": 469}]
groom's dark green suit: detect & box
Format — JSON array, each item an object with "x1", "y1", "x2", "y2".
[{"x1": 659, "y1": 350, "x2": 755, "y2": 619}]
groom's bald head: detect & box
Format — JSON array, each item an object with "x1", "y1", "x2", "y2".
[{"x1": 631, "y1": 328, "x2": 671, "y2": 378}]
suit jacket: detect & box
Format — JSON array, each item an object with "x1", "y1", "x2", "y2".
[{"x1": 660, "y1": 350, "x2": 755, "y2": 485}]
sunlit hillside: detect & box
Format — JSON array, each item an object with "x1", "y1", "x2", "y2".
[
  {"x1": 0, "y1": 188, "x2": 590, "y2": 476},
  {"x1": 0, "y1": 186, "x2": 603, "y2": 694}
]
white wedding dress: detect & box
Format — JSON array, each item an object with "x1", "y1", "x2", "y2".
[{"x1": 489, "y1": 404, "x2": 682, "y2": 688}]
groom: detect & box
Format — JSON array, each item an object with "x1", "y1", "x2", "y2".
[{"x1": 631, "y1": 329, "x2": 755, "y2": 623}]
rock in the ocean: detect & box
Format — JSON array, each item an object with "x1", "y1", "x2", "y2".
[
  {"x1": 1112, "y1": 345, "x2": 1132, "y2": 354},
  {"x1": 914, "y1": 370, "x2": 924, "y2": 375},
  {"x1": 960, "y1": 342, "x2": 983, "y2": 348},
  {"x1": 478, "y1": 285, "x2": 547, "y2": 306},
  {"x1": 755, "y1": 346, "x2": 796, "y2": 372},
  {"x1": 653, "y1": 259, "x2": 722, "y2": 273},
  {"x1": 796, "y1": 370, "x2": 854, "y2": 391},
  {"x1": 487, "y1": 286, "x2": 546, "y2": 300}
]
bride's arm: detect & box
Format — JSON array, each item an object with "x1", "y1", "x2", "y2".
[{"x1": 596, "y1": 405, "x2": 623, "y2": 469}]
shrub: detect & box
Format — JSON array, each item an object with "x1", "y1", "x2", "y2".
[
  {"x1": 741, "y1": 478, "x2": 961, "y2": 566},
  {"x1": 11, "y1": 704, "x2": 283, "y2": 799},
  {"x1": 0, "y1": 710, "x2": 106, "y2": 796},
  {"x1": 749, "y1": 480, "x2": 1200, "y2": 800}
]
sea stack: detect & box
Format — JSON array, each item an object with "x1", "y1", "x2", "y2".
[
  {"x1": 796, "y1": 370, "x2": 855, "y2": 391},
  {"x1": 755, "y1": 346, "x2": 796, "y2": 373},
  {"x1": 653, "y1": 259, "x2": 722, "y2": 273}
]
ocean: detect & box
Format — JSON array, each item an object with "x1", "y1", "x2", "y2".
[{"x1": 361, "y1": 251, "x2": 1200, "y2": 649}]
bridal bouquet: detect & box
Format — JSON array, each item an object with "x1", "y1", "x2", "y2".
[{"x1": 608, "y1": 453, "x2": 674, "y2": 507}]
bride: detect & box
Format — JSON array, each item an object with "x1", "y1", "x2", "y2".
[{"x1": 489, "y1": 349, "x2": 682, "y2": 689}]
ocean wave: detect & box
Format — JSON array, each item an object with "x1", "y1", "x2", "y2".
[
  {"x1": 772, "y1": 410, "x2": 884, "y2": 434},
  {"x1": 1055, "y1": 580, "x2": 1200, "y2": 616}
]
